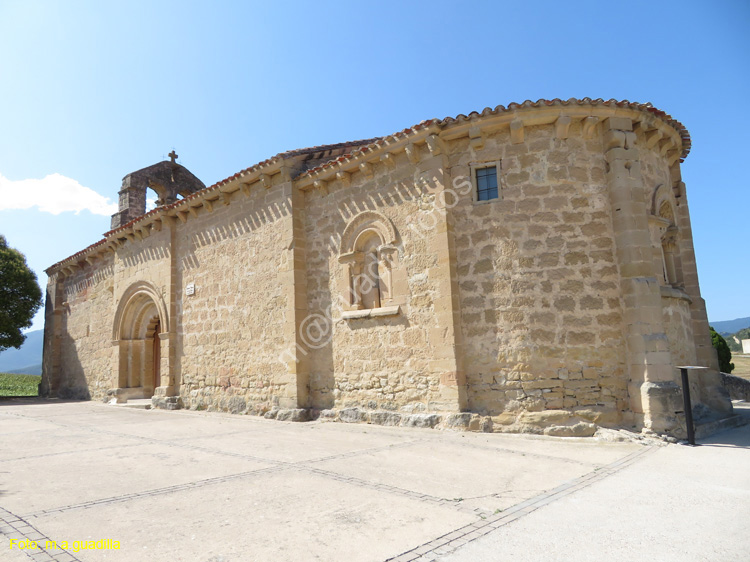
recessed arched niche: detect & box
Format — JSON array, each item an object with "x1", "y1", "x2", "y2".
[{"x1": 338, "y1": 210, "x2": 403, "y2": 318}]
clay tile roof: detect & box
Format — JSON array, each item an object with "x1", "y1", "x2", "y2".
[
  {"x1": 438, "y1": 98, "x2": 690, "y2": 159},
  {"x1": 297, "y1": 98, "x2": 689, "y2": 180},
  {"x1": 46, "y1": 98, "x2": 690, "y2": 273},
  {"x1": 298, "y1": 120, "x2": 439, "y2": 178},
  {"x1": 209, "y1": 137, "x2": 382, "y2": 191}
]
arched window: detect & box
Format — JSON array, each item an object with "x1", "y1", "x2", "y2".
[{"x1": 338, "y1": 211, "x2": 400, "y2": 313}]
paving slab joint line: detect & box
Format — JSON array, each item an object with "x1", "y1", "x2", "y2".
[
  {"x1": 385, "y1": 445, "x2": 657, "y2": 561},
  {"x1": 291, "y1": 464, "x2": 491, "y2": 516},
  {"x1": 0, "y1": 507, "x2": 83, "y2": 562},
  {"x1": 22, "y1": 465, "x2": 286, "y2": 518}
]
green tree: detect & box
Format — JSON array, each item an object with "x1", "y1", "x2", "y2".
[
  {"x1": 710, "y1": 326, "x2": 734, "y2": 374},
  {"x1": 0, "y1": 235, "x2": 43, "y2": 352}
]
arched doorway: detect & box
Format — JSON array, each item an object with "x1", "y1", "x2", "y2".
[{"x1": 112, "y1": 282, "x2": 170, "y2": 402}]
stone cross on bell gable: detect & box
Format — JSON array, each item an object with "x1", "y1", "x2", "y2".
[{"x1": 168, "y1": 150, "x2": 178, "y2": 163}]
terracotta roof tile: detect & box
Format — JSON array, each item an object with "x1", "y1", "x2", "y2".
[{"x1": 46, "y1": 98, "x2": 689, "y2": 273}]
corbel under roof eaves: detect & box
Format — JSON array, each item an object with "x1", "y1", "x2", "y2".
[
  {"x1": 437, "y1": 104, "x2": 685, "y2": 151},
  {"x1": 296, "y1": 121, "x2": 442, "y2": 190}
]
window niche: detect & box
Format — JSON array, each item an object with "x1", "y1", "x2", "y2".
[
  {"x1": 649, "y1": 185, "x2": 684, "y2": 289},
  {"x1": 338, "y1": 210, "x2": 402, "y2": 319}
]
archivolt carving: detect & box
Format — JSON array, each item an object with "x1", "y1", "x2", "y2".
[
  {"x1": 339, "y1": 210, "x2": 397, "y2": 259},
  {"x1": 338, "y1": 210, "x2": 400, "y2": 311},
  {"x1": 650, "y1": 184, "x2": 673, "y2": 218},
  {"x1": 112, "y1": 281, "x2": 169, "y2": 341}
]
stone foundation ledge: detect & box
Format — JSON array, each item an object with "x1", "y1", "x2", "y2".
[
  {"x1": 142, "y1": 398, "x2": 693, "y2": 441},
  {"x1": 261, "y1": 406, "x2": 623, "y2": 437},
  {"x1": 151, "y1": 395, "x2": 182, "y2": 410}
]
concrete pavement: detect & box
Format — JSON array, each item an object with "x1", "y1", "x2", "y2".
[{"x1": 0, "y1": 399, "x2": 748, "y2": 561}]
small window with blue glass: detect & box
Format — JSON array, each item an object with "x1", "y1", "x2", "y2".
[{"x1": 475, "y1": 166, "x2": 499, "y2": 201}]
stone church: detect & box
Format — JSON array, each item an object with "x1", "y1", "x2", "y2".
[{"x1": 41, "y1": 98, "x2": 732, "y2": 437}]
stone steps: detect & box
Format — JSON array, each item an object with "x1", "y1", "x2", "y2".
[
  {"x1": 112, "y1": 398, "x2": 152, "y2": 410},
  {"x1": 695, "y1": 407, "x2": 749, "y2": 439}
]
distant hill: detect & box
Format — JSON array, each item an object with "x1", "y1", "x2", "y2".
[
  {"x1": 0, "y1": 329, "x2": 43, "y2": 374},
  {"x1": 6, "y1": 364, "x2": 42, "y2": 375},
  {"x1": 726, "y1": 327, "x2": 750, "y2": 353},
  {"x1": 711, "y1": 317, "x2": 750, "y2": 336}
]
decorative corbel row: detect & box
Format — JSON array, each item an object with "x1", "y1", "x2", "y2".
[
  {"x1": 240, "y1": 181, "x2": 252, "y2": 196},
  {"x1": 176, "y1": 211, "x2": 188, "y2": 223},
  {"x1": 425, "y1": 134, "x2": 443, "y2": 156},
  {"x1": 380, "y1": 152, "x2": 396, "y2": 169},
  {"x1": 188, "y1": 206, "x2": 199, "y2": 219},
  {"x1": 555, "y1": 115, "x2": 571, "y2": 140},
  {"x1": 658, "y1": 137, "x2": 673, "y2": 157},
  {"x1": 582, "y1": 116, "x2": 599, "y2": 139},
  {"x1": 336, "y1": 170, "x2": 351, "y2": 187},
  {"x1": 404, "y1": 143, "x2": 420, "y2": 165},
  {"x1": 633, "y1": 120, "x2": 651, "y2": 136},
  {"x1": 259, "y1": 173, "x2": 272, "y2": 189},
  {"x1": 644, "y1": 129, "x2": 663, "y2": 149},
  {"x1": 222, "y1": 192, "x2": 232, "y2": 206},
  {"x1": 510, "y1": 120, "x2": 524, "y2": 144},
  {"x1": 313, "y1": 179, "x2": 328, "y2": 194},
  {"x1": 359, "y1": 161, "x2": 374, "y2": 180},
  {"x1": 203, "y1": 199, "x2": 214, "y2": 213},
  {"x1": 469, "y1": 125, "x2": 484, "y2": 150}
]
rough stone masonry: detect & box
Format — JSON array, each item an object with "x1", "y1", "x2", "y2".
[{"x1": 40, "y1": 98, "x2": 733, "y2": 438}]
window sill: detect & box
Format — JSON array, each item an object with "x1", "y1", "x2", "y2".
[
  {"x1": 472, "y1": 197, "x2": 500, "y2": 205},
  {"x1": 660, "y1": 285, "x2": 692, "y2": 303},
  {"x1": 341, "y1": 305, "x2": 400, "y2": 320}
]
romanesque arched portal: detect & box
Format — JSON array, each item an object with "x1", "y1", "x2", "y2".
[{"x1": 111, "y1": 282, "x2": 170, "y2": 402}]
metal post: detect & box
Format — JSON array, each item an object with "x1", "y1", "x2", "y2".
[
  {"x1": 679, "y1": 367, "x2": 695, "y2": 446},
  {"x1": 676, "y1": 366, "x2": 707, "y2": 447}
]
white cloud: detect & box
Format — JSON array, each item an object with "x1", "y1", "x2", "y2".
[{"x1": 0, "y1": 173, "x2": 117, "y2": 216}]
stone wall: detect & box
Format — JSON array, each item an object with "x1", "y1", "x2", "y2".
[
  {"x1": 720, "y1": 372, "x2": 750, "y2": 401},
  {"x1": 660, "y1": 292, "x2": 696, "y2": 367},
  {"x1": 449, "y1": 122, "x2": 627, "y2": 428},
  {"x1": 303, "y1": 150, "x2": 450, "y2": 413},
  {"x1": 41, "y1": 99, "x2": 733, "y2": 437},
  {"x1": 175, "y1": 183, "x2": 293, "y2": 413},
  {"x1": 52, "y1": 254, "x2": 116, "y2": 399}
]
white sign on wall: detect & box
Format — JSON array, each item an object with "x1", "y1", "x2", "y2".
[{"x1": 186, "y1": 283, "x2": 195, "y2": 296}]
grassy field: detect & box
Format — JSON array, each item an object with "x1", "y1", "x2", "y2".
[
  {"x1": 0, "y1": 373, "x2": 41, "y2": 397},
  {"x1": 731, "y1": 355, "x2": 750, "y2": 381}
]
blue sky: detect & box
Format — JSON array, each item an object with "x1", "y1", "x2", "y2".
[{"x1": 1, "y1": 0, "x2": 748, "y2": 331}]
